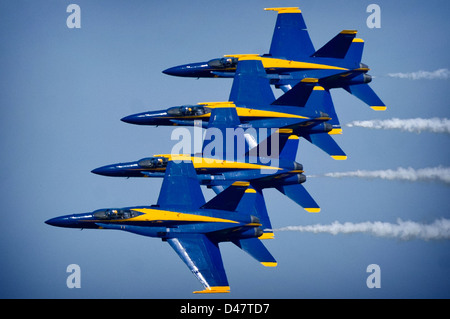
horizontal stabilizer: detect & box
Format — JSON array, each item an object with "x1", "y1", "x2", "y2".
[
  {"x1": 232, "y1": 237, "x2": 277, "y2": 267},
  {"x1": 344, "y1": 84, "x2": 386, "y2": 110},
  {"x1": 276, "y1": 184, "x2": 320, "y2": 212},
  {"x1": 312, "y1": 30, "x2": 357, "y2": 59},
  {"x1": 201, "y1": 181, "x2": 250, "y2": 212},
  {"x1": 302, "y1": 133, "x2": 346, "y2": 160}
]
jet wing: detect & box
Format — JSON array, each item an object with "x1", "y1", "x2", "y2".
[
  {"x1": 265, "y1": 7, "x2": 315, "y2": 60},
  {"x1": 156, "y1": 161, "x2": 206, "y2": 210},
  {"x1": 167, "y1": 235, "x2": 230, "y2": 293},
  {"x1": 202, "y1": 107, "x2": 248, "y2": 159},
  {"x1": 228, "y1": 59, "x2": 275, "y2": 107}
]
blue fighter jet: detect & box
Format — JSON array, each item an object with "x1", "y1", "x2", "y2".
[
  {"x1": 94, "y1": 105, "x2": 321, "y2": 217},
  {"x1": 162, "y1": 7, "x2": 385, "y2": 111},
  {"x1": 123, "y1": 57, "x2": 346, "y2": 160},
  {"x1": 46, "y1": 161, "x2": 277, "y2": 294}
]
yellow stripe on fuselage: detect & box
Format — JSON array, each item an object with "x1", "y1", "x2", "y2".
[
  {"x1": 129, "y1": 208, "x2": 240, "y2": 224},
  {"x1": 225, "y1": 55, "x2": 349, "y2": 71},
  {"x1": 197, "y1": 102, "x2": 310, "y2": 119},
  {"x1": 159, "y1": 101, "x2": 310, "y2": 120},
  {"x1": 152, "y1": 154, "x2": 282, "y2": 171}
]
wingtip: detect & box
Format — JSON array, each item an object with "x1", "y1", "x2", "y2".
[
  {"x1": 305, "y1": 208, "x2": 321, "y2": 213},
  {"x1": 371, "y1": 106, "x2": 387, "y2": 111},
  {"x1": 331, "y1": 155, "x2": 347, "y2": 160},
  {"x1": 264, "y1": 7, "x2": 301, "y2": 14},
  {"x1": 193, "y1": 286, "x2": 230, "y2": 294},
  {"x1": 261, "y1": 262, "x2": 278, "y2": 267}
]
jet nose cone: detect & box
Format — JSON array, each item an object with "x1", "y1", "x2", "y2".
[
  {"x1": 91, "y1": 164, "x2": 119, "y2": 177},
  {"x1": 163, "y1": 62, "x2": 211, "y2": 77},
  {"x1": 45, "y1": 216, "x2": 69, "y2": 227},
  {"x1": 121, "y1": 114, "x2": 141, "y2": 125},
  {"x1": 92, "y1": 162, "x2": 140, "y2": 177},
  {"x1": 121, "y1": 111, "x2": 168, "y2": 126},
  {"x1": 162, "y1": 66, "x2": 184, "y2": 76}
]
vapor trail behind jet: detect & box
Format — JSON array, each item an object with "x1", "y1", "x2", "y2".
[
  {"x1": 319, "y1": 166, "x2": 450, "y2": 185},
  {"x1": 346, "y1": 118, "x2": 450, "y2": 134},
  {"x1": 274, "y1": 218, "x2": 450, "y2": 241},
  {"x1": 387, "y1": 68, "x2": 450, "y2": 80}
]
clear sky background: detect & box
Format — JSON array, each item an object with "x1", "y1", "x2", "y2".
[{"x1": 0, "y1": 0, "x2": 449, "y2": 298}]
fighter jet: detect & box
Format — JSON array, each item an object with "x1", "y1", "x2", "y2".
[
  {"x1": 94, "y1": 105, "x2": 321, "y2": 218},
  {"x1": 162, "y1": 7, "x2": 385, "y2": 111},
  {"x1": 46, "y1": 161, "x2": 277, "y2": 293},
  {"x1": 123, "y1": 58, "x2": 346, "y2": 160}
]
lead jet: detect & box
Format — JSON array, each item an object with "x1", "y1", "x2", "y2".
[
  {"x1": 46, "y1": 161, "x2": 277, "y2": 293},
  {"x1": 162, "y1": 7, "x2": 385, "y2": 111},
  {"x1": 123, "y1": 57, "x2": 346, "y2": 160}
]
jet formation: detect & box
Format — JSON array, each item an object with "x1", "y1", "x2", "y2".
[{"x1": 46, "y1": 7, "x2": 385, "y2": 294}]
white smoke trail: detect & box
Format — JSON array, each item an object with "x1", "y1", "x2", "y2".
[
  {"x1": 274, "y1": 218, "x2": 450, "y2": 241},
  {"x1": 387, "y1": 68, "x2": 450, "y2": 80},
  {"x1": 321, "y1": 166, "x2": 450, "y2": 185},
  {"x1": 346, "y1": 118, "x2": 450, "y2": 134}
]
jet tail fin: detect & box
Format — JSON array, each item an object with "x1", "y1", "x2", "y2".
[
  {"x1": 312, "y1": 30, "x2": 357, "y2": 59},
  {"x1": 271, "y1": 78, "x2": 316, "y2": 107},
  {"x1": 344, "y1": 83, "x2": 386, "y2": 111},
  {"x1": 246, "y1": 130, "x2": 298, "y2": 161},
  {"x1": 232, "y1": 237, "x2": 277, "y2": 267},
  {"x1": 344, "y1": 38, "x2": 364, "y2": 65}
]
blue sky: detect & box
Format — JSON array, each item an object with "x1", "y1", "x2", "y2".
[{"x1": 0, "y1": 0, "x2": 449, "y2": 298}]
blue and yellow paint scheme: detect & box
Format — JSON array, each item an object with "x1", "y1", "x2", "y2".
[
  {"x1": 92, "y1": 130, "x2": 320, "y2": 215},
  {"x1": 124, "y1": 58, "x2": 347, "y2": 160},
  {"x1": 162, "y1": 7, "x2": 385, "y2": 111},
  {"x1": 46, "y1": 161, "x2": 277, "y2": 293}
]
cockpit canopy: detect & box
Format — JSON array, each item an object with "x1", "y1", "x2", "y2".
[
  {"x1": 207, "y1": 57, "x2": 238, "y2": 69},
  {"x1": 166, "y1": 105, "x2": 211, "y2": 117},
  {"x1": 138, "y1": 156, "x2": 168, "y2": 168},
  {"x1": 93, "y1": 209, "x2": 141, "y2": 220}
]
